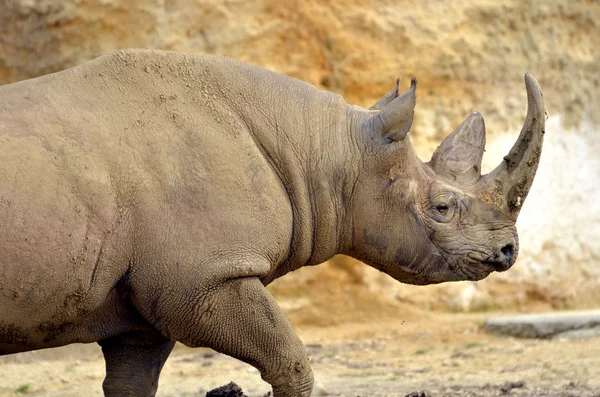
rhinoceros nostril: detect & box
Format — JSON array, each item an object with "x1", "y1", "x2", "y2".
[
  {"x1": 487, "y1": 244, "x2": 515, "y2": 272},
  {"x1": 501, "y1": 244, "x2": 514, "y2": 264}
]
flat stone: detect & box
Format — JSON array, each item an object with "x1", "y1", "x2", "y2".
[
  {"x1": 483, "y1": 310, "x2": 600, "y2": 338},
  {"x1": 552, "y1": 327, "x2": 600, "y2": 341}
]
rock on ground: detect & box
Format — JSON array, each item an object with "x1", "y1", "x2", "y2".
[{"x1": 484, "y1": 310, "x2": 600, "y2": 338}]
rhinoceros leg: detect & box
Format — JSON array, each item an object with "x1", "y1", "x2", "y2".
[
  {"x1": 137, "y1": 276, "x2": 314, "y2": 397},
  {"x1": 98, "y1": 331, "x2": 175, "y2": 397}
]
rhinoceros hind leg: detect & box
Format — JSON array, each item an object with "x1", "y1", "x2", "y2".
[{"x1": 98, "y1": 331, "x2": 175, "y2": 397}]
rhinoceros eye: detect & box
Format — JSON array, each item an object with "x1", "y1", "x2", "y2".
[{"x1": 436, "y1": 204, "x2": 449, "y2": 215}]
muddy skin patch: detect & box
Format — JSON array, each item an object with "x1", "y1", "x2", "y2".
[
  {"x1": 0, "y1": 322, "x2": 28, "y2": 346},
  {"x1": 507, "y1": 177, "x2": 528, "y2": 212},
  {"x1": 35, "y1": 286, "x2": 89, "y2": 343},
  {"x1": 37, "y1": 321, "x2": 74, "y2": 343},
  {"x1": 477, "y1": 180, "x2": 505, "y2": 211},
  {"x1": 64, "y1": 287, "x2": 87, "y2": 312},
  {"x1": 503, "y1": 130, "x2": 532, "y2": 173},
  {"x1": 526, "y1": 146, "x2": 542, "y2": 167}
]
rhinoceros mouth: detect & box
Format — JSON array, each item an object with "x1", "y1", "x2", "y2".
[
  {"x1": 467, "y1": 243, "x2": 518, "y2": 273},
  {"x1": 478, "y1": 260, "x2": 505, "y2": 273},
  {"x1": 482, "y1": 258, "x2": 513, "y2": 272}
]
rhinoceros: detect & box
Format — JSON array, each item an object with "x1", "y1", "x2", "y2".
[{"x1": 0, "y1": 49, "x2": 545, "y2": 396}]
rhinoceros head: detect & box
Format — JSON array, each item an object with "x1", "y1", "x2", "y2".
[{"x1": 348, "y1": 75, "x2": 545, "y2": 285}]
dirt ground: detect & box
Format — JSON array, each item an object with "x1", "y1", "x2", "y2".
[{"x1": 1, "y1": 312, "x2": 598, "y2": 397}]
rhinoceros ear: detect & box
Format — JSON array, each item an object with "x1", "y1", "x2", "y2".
[
  {"x1": 369, "y1": 78, "x2": 400, "y2": 111},
  {"x1": 429, "y1": 112, "x2": 486, "y2": 184},
  {"x1": 374, "y1": 78, "x2": 416, "y2": 142}
]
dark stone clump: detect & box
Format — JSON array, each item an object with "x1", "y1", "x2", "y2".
[
  {"x1": 206, "y1": 382, "x2": 245, "y2": 397},
  {"x1": 404, "y1": 391, "x2": 431, "y2": 397},
  {"x1": 206, "y1": 382, "x2": 271, "y2": 397}
]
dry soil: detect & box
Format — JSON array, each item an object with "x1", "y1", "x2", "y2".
[{"x1": 1, "y1": 312, "x2": 598, "y2": 397}]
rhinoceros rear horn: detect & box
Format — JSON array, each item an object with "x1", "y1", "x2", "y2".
[
  {"x1": 375, "y1": 78, "x2": 416, "y2": 141},
  {"x1": 429, "y1": 111, "x2": 486, "y2": 184},
  {"x1": 481, "y1": 73, "x2": 546, "y2": 219}
]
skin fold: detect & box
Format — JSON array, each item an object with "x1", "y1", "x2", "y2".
[{"x1": 0, "y1": 49, "x2": 545, "y2": 397}]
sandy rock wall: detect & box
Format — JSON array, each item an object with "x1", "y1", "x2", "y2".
[
  {"x1": 1, "y1": 0, "x2": 599, "y2": 317},
  {"x1": 1, "y1": 0, "x2": 598, "y2": 131}
]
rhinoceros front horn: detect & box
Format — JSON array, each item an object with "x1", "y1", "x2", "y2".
[{"x1": 480, "y1": 73, "x2": 546, "y2": 220}]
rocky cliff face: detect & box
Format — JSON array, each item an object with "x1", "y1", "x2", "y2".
[{"x1": 1, "y1": 0, "x2": 599, "y2": 316}]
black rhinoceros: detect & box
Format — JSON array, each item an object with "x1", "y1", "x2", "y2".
[{"x1": 0, "y1": 49, "x2": 545, "y2": 396}]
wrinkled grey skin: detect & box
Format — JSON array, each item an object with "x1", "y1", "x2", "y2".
[{"x1": 0, "y1": 50, "x2": 545, "y2": 396}]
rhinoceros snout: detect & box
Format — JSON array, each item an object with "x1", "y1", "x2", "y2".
[{"x1": 489, "y1": 242, "x2": 516, "y2": 272}]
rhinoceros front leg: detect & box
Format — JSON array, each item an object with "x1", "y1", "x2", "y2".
[
  {"x1": 98, "y1": 331, "x2": 175, "y2": 397},
  {"x1": 139, "y1": 276, "x2": 314, "y2": 397}
]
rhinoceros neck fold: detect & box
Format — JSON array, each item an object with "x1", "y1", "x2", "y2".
[{"x1": 220, "y1": 60, "x2": 358, "y2": 276}]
